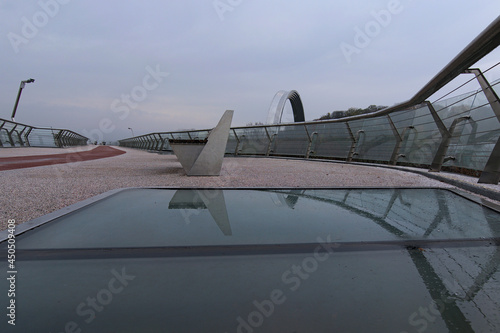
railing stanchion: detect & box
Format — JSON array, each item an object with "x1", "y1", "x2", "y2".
[
  {"x1": 346, "y1": 122, "x2": 356, "y2": 162},
  {"x1": 464, "y1": 69, "x2": 500, "y2": 184},
  {"x1": 426, "y1": 101, "x2": 452, "y2": 172},
  {"x1": 387, "y1": 115, "x2": 402, "y2": 165}
]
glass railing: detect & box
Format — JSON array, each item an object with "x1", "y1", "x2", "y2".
[
  {"x1": 0, "y1": 118, "x2": 88, "y2": 148},
  {"x1": 119, "y1": 16, "x2": 500, "y2": 184},
  {"x1": 119, "y1": 75, "x2": 500, "y2": 182}
]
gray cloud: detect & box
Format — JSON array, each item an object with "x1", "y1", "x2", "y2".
[{"x1": 1, "y1": 0, "x2": 499, "y2": 141}]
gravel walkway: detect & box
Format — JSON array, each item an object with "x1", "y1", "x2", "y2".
[{"x1": 0, "y1": 146, "x2": 496, "y2": 231}]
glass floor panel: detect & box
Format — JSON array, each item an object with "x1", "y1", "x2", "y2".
[
  {"x1": 1, "y1": 188, "x2": 499, "y2": 332},
  {"x1": 9, "y1": 188, "x2": 500, "y2": 249}
]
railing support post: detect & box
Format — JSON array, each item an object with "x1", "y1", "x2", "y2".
[
  {"x1": 158, "y1": 134, "x2": 166, "y2": 151},
  {"x1": 155, "y1": 134, "x2": 162, "y2": 150},
  {"x1": 426, "y1": 101, "x2": 452, "y2": 171},
  {"x1": 18, "y1": 127, "x2": 27, "y2": 146},
  {"x1": 233, "y1": 129, "x2": 241, "y2": 156},
  {"x1": 7, "y1": 124, "x2": 17, "y2": 146},
  {"x1": 0, "y1": 121, "x2": 5, "y2": 147},
  {"x1": 152, "y1": 134, "x2": 159, "y2": 150},
  {"x1": 304, "y1": 125, "x2": 312, "y2": 158},
  {"x1": 53, "y1": 130, "x2": 61, "y2": 147},
  {"x1": 464, "y1": 69, "x2": 500, "y2": 183},
  {"x1": 346, "y1": 122, "x2": 356, "y2": 162},
  {"x1": 353, "y1": 130, "x2": 365, "y2": 159},
  {"x1": 147, "y1": 136, "x2": 153, "y2": 150},
  {"x1": 387, "y1": 115, "x2": 403, "y2": 165},
  {"x1": 264, "y1": 127, "x2": 276, "y2": 156}
]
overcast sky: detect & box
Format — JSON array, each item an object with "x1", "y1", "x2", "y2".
[{"x1": 1, "y1": 1, "x2": 499, "y2": 141}]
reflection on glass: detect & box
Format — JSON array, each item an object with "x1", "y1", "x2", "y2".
[
  {"x1": 270, "y1": 189, "x2": 305, "y2": 209},
  {"x1": 1, "y1": 188, "x2": 499, "y2": 332},
  {"x1": 9, "y1": 188, "x2": 500, "y2": 249},
  {"x1": 168, "y1": 189, "x2": 231, "y2": 236}
]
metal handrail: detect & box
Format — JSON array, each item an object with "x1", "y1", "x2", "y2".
[
  {"x1": 0, "y1": 118, "x2": 88, "y2": 148},
  {"x1": 119, "y1": 16, "x2": 500, "y2": 184}
]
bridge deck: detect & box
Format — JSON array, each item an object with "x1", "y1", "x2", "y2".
[{"x1": 1, "y1": 146, "x2": 498, "y2": 230}]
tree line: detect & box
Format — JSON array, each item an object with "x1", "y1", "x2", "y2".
[{"x1": 315, "y1": 105, "x2": 388, "y2": 120}]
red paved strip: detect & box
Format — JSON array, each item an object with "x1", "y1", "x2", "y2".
[{"x1": 0, "y1": 146, "x2": 126, "y2": 171}]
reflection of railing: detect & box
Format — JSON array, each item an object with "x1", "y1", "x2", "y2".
[
  {"x1": 268, "y1": 188, "x2": 499, "y2": 240},
  {"x1": 119, "y1": 16, "x2": 500, "y2": 183},
  {"x1": 0, "y1": 118, "x2": 88, "y2": 148},
  {"x1": 269, "y1": 187, "x2": 499, "y2": 333}
]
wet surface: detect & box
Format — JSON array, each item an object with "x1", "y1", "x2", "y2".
[{"x1": 2, "y1": 188, "x2": 499, "y2": 332}]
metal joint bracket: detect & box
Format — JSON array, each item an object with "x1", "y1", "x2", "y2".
[{"x1": 353, "y1": 130, "x2": 366, "y2": 159}]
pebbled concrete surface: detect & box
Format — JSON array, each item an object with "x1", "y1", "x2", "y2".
[{"x1": 1, "y1": 146, "x2": 497, "y2": 231}]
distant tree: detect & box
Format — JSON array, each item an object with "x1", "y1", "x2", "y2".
[
  {"x1": 318, "y1": 112, "x2": 332, "y2": 120},
  {"x1": 314, "y1": 105, "x2": 387, "y2": 121},
  {"x1": 345, "y1": 107, "x2": 363, "y2": 116},
  {"x1": 331, "y1": 111, "x2": 346, "y2": 119}
]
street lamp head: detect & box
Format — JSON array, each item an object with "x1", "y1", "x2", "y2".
[{"x1": 27, "y1": 78, "x2": 35, "y2": 83}]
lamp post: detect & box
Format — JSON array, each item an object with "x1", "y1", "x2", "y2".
[
  {"x1": 128, "y1": 127, "x2": 135, "y2": 137},
  {"x1": 11, "y1": 78, "x2": 35, "y2": 122}
]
